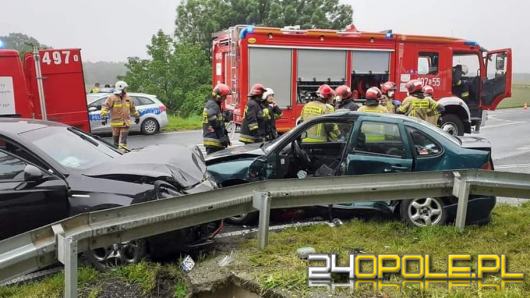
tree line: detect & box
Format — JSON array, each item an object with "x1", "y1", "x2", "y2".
[{"x1": 123, "y1": 0, "x2": 353, "y2": 117}]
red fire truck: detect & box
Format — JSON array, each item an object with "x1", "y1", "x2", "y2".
[
  {"x1": 0, "y1": 48, "x2": 90, "y2": 132},
  {"x1": 212, "y1": 24, "x2": 512, "y2": 136}
]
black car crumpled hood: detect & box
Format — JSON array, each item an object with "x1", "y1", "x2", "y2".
[
  {"x1": 84, "y1": 144, "x2": 206, "y2": 189},
  {"x1": 206, "y1": 143, "x2": 264, "y2": 162}
]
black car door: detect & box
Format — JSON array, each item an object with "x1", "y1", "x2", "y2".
[{"x1": 0, "y1": 149, "x2": 69, "y2": 240}]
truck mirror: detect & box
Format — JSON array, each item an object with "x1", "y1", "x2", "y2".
[{"x1": 496, "y1": 54, "x2": 506, "y2": 70}]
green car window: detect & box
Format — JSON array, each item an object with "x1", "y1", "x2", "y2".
[
  {"x1": 407, "y1": 127, "x2": 442, "y2": 157},
  {"x1": 354, "y1": 121, "x2": 405, "y2": 157}
]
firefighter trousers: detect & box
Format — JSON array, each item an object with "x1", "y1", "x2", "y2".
[{"x1": 112, "y1": 127, "x2": 130, "y2": 149}]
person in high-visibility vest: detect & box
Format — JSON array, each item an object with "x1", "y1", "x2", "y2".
[
  {"x1": 335, "y1": 85, "x2": 359, "y2": 111},
  {"x1": 202, "y1": 83, "x2": 231, "y2": 154},
  {"x1": 89, "y1": 82, "x2": 100, "y2": 94},
  {"x1": 358, "y1": 87, "x2": 389, "y2": 113},
  {"x1": 100, "y1": 81, "x2": 140, "y2": 150},
  {"x1": 397, "y1": 80, "x2": 442, "y2": 125},
  {"x1": 239, "y1": 83, "x2": 268, "y2": 144},
  {"x1": 422, "y1": 85, "x2": 441, "y2": 125},
  {"x1": 380, "y1": 81, "x2": 398, "y2": 113},
  {"x1": 300, "y1": 84, "x2": 339, "y2": 143}
]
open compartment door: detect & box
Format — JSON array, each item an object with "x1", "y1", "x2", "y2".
[{"x1": 481, "y1": 49, "x2": 512, "y2": 110}]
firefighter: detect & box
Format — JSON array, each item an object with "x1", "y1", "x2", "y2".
[
  {"x1": 397, "y1": 80, "x2": 441, "y2": 125},
  {"x1": 202, "y1": 83, "x2": 231, "y2": 154},
  {"x1": 300, "y1": 84, "x2": 339, "y2": 143},
  {"x1": 239, "y1": 83, "x2": 268, "y2": 144},
  {"x1": 358, "y1": 87, "x2": 388, "y2": 113},
  {"x1": 335, "y1": 85, "x2": 359, "y2": 111},
  {"x1": 452, "y1": 64, "x2": 470, "y2": 101},
  {"x1": 380, "y1": 81, "x2": 398, "y2": 113},
  {"x1": 89, "y1": 82, "x2": 100, "y2": 94},
  {"x1": 422, "y1": 85, "x2": 441, "y2": 125},
  {"x1": 262, "y1": 88, "x2": 282, "y2": 141},
  {"x1": 101, "y1": 81, "x2": 139, "y2": 150}
]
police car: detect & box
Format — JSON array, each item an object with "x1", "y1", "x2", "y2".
[{"x1": 87, "y1": 92, "x2": 168, "y2": 135}]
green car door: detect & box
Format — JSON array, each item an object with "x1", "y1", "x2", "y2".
[
  {"x1": 344, "y1": 117, "x2": 413, "y2": 175},
  {"x1": 338, "y1": 117, "x2": 413, "y2": 210}
]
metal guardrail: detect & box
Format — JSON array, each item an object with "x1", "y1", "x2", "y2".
[{"x1": 0, "y1": 169, "x2": 529, "y2": 297}]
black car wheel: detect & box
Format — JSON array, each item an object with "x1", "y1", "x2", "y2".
[
  {"x1": 84, "y1": 239, "x2": 146, "y2": 271},
  {"x1": 400, "y1": 197, "x2": 447, "y2": 227},
  {"x1": 440, "y1": 114, "x2": 464, "y2": 136},
  {"x1": 141, "y1": 118, "x2": 160, "y2": 135}
]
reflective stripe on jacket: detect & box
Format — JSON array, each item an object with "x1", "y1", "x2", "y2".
[
  {"x1": 240, "y1": 97, "x2": 267, "y2": 143},
  {"x1": 358, "y1": 105, "x2": 389, "y2": 114},
  {"x1": 100, "y1": 94, "x2": 139, "y2": 127},
  {"x1": 397, "y1": 95, "x2": 440, "y2": 123},
  {"x1": 301, "y1": 101, "x2": 338, "y2": 143},
  {"x1": 202, "y1": 98, "x2": 227, "y2": 149}
]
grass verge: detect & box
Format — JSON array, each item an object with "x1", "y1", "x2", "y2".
[
  {"x1": 163, "y1": 115, "x2": 202, "y2": 132},
  {"x1": 0, "y1": 262, "x2": 189, "y2": 298},
  {"x1": 237, "y1": 202, "x2": 530, "y2": 297},
  {"x1": 497, "y1": 84, "x2": 530, "y2": 109}
]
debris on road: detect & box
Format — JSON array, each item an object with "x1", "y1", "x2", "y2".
[{"x1": 297, "y1": 247, "x2": 316, "y2": 259}]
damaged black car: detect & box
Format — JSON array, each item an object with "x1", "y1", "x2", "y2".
[{"x1": 0, "y1": 118, "x2": 221, "y2": 268}]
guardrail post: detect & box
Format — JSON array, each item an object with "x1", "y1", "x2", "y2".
[
  {"x1": 53, "y1": 224, "x2": 77, "y2": 298},
  {"x1": 253, "y1": 191, "x2": 271, "y2": 250},
  {"x1": 452, "y1": 172, "x2": 471, "y2": 231}
]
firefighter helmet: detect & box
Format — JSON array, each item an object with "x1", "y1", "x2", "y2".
[
  {"x1": 422, "y1": 85, "x2": 434, "y2": 96},
  {"x1": 213, "y1": 83, "x2": 231, "y2": 98},
  {"x1": 248, "y1": 83, "x2": 266, "y2": 97},
  {"x1": 335, "y1": 85, "x2": 352, "y2": 100},
  {"x1": 405, "y1": 79, "x2": 423, "y2": 94},
  {"x1": 365, "y1": 87, "x2": 383, "y2": 100},
  {"x1": 381, "y1": 81, "x2": 397, "y2": 94},
  {"x1": 113, "y1": 80, "x2": 128, "y2": 94},
  {"x1": 262, "y1": 88, "x2": 275, "y2": 100},
  {"x1": 317, "y1": 84, "x2": 335, "y2": 101}
]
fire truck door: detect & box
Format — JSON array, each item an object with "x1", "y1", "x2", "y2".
[
  {"x1": 481, "y1": 49, "x2": 512, "y2": 110},
  {"x1": 397, "y1": 43, "x2": 451, "y2": 97}
]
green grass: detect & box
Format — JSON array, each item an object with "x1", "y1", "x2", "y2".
[
  {"x1": 497, "y1": 84, "x2": 530, "y2": 109},
  {"x1": 0, "y1": 262, "x2": 189, "y2": 298},
  {"x1": 163, "y1": 114, "x2": 202, "y2": 132},
  {"x1": 237, "y1": 202, "x2": 530, "y2": 297}
]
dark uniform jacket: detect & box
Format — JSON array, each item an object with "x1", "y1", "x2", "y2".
[
  {"x1": 338, "y1": 99, "x2": 359, "y2": 111},
  {"x1": 239, "y1": 97, "x2": 267, "y2": 143},
  {"x1": 202, "y1": 98, "x2": 228, "y2": 149},
  {"x1": 264, "y1": 104, "x2": 282, "y2": 140}
]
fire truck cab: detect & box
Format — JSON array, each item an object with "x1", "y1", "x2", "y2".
[
  {"x1": 0, "y1": 48, "x2": 90, "y2": 132},
  {"x1": 212, "y1": 25, "x2": 512, "y2": 136}
]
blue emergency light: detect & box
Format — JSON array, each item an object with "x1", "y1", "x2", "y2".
[
  {"x1": 0, "y1": 39, "x2": 4, "y2": 48},
  {"x1": 239, "y1": 25, "x2": 255, "y2": 40},
  {"x1": 385, "y1": 30, "x2": 393, "y2": 39},
  {"x1": 464, "y1": 41, "x2": 479, "y2": 46}
]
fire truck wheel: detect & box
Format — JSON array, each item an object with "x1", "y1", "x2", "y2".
[
  {"x1": 141, "y1": 118, "x2": 160, "y2": 135},
  {"x1": 440, "y1": 114, "x2": 464, "y2": 136}
]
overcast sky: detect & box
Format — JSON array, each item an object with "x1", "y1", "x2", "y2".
[{"x1": 1, "y1": 0, "x2": 528, "y2": 72}]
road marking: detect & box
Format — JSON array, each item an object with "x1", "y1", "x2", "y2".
[
  {"x1": 495, "y1": 163, "x2": 530, "y2": 169},
  {"x1": 482, "y1": 121, "x2": 525, "y2": 129},
  {"x1": 159, "y1": 130, "x2": 201, "y2": 135}
]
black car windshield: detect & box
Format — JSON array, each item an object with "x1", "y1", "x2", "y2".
[{"x1": 20, "y1": 126, "x2": 121, "y2": 170}]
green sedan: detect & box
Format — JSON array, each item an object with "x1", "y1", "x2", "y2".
[{"x1": 206, "y1": 111, "x2": 496, "y2": 227}]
